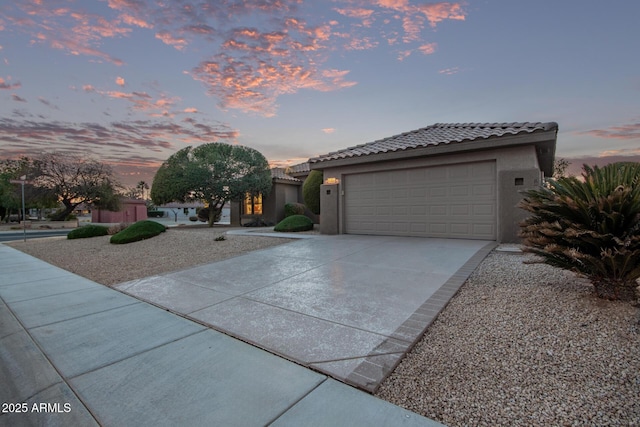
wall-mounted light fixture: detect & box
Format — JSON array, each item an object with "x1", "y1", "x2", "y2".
[{"x1": 324, "y1": 177, "x2": 340, "y2": 184}]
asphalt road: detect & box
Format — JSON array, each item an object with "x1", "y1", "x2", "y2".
[{"x1": 0, "y1": 229, "x2": 71, "y2": 243}]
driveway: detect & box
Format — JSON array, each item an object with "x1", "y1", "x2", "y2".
[{"x1": 116, "y1": 235, "x2": 495, "y2": 392}]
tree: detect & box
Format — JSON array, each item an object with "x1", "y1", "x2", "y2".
[
  {"x1": 553, "y1": 157, "x2": 570, "y2": 178},
  {"x1": 151, "y1": 143, "x2": 272, "y2": 227},
  {"x1": 0, "y1": 157, "x2": 32, "y2": 222},
  {"x1": 303, "y1": 170, "x2": 323, "y2": 215},
  {"x1": 137, "y1": 180, "x2": 149, "y2": 200},
  {"x1": 519, "y1": 162, "x2": 640, "y2": 301},
  {"x1": 33, "y1": 153, "x2": 121, "y2": 221}
]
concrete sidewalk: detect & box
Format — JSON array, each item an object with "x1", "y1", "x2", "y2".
[{"x1": 0, "y1": 243, "x2": 444, "y2": 426}]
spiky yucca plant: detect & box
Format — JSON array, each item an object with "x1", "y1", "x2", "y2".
[{"x1": 519, "y1": 162, "x2": 640, "y2": 301}]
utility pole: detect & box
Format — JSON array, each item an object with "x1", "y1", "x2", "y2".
[{"x1": 9, "y1": 175, "x2": 30, "y2": 242}]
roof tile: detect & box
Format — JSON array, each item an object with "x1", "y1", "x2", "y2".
[{"x1": 309, "y1": 122, "x2": 557, "y2": 164}]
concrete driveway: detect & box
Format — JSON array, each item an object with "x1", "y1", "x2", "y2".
[{"x1": 116, "y1": 234, "x2": 495, "y2": 392}]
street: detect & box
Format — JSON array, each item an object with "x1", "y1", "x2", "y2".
[{"x1": 0, "y1": 229, "x2": 71, "y2": 243}]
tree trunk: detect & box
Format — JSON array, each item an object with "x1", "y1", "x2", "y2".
[{"x1": 51, "y1": 200, "x2": 75, "y2": 221}]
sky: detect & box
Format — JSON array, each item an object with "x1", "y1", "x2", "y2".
[{"x1": 1, "y1": 0, "x2": 639, "y2": 187}]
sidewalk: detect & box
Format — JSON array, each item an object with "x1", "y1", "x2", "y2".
[{"x1": 0, "y1": 243, "x2": 444, "y2": 426}]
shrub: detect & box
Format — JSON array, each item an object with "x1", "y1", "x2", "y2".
[
  {"x1": 274, "y1": 214, "x2": 314, "y2": 232},
  {"x1": 110, "y1": 220, "x2": 167, "y2": 244},
  {"x1": 147, "y1": 210, "x2": 164, "y2": 218},
  {"x1": 284, "y1": 202, "x2": 305, "y2": 218},
  {"x1": 189, "y1": 216, "x2": 198, "y2": 222},
  {"x1": 303, "y1": 170, "x2": 323, "y2": 215},
  {"x1": 519, "y1": 162, "x2": 640, "y2": 301},
  {"x1": 197, "y1": 207, "x2": 221, "y2": 225},
  {"x1": 67, "y1": 225, "x2": 109, "y2": 239}
]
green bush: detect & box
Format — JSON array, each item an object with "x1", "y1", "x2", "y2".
[
  {"x1": 519, "y1": 162, "x2": 640, "y2": 301},
  {"x1": 110, "y1": 220, "x2": 167, "y2": 244},
  {"x1": 284, "y1": 202, "x2": 305, "y2": 217},
  {"x1": 274, "y1": 215, "x2": 313, "y2": 232},
  {"x1": 146, "y1": 210, "x2": 164, "y2": 218},
  {"x1": 67, "y1": 225, "x2": 109, "y2": 239},
  {"x1": 303, "y1": 170, "x2": 323, "y2": 215}
]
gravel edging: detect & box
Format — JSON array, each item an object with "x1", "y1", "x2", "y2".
[{"x1": 375, "y1": 250, "x2": 640, "y2": 426}]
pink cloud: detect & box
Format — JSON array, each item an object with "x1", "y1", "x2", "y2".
[
  {"x1": 0, "y1": 77, "x2": 21, "y2": 90},
  {"x1": 439, "y1": 66, "x2": 460, "y2": 75},
  {"x1": 418, "y1": 42, "x2": 437, "y2": 55},
  {"x1": 155, "y1": 30, "x2": 188, "y2": 50},
  {"x1": 322, "y1": 128, "x2": 336, "y2": 134},
  {"x1": 580, "y1": 123, "x2": 640, "y2": 140},
  {"x1": 3, "y1": 0, "x2": 467, "y2": 118},
  {"x1": 418, "y1": 3, "x2": 466, "y2": 27},
  {"x1": 116, "y1": 76, "x2": 125, "y2": 86}
]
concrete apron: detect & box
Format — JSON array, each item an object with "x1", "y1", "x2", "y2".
[{"x1": 117, "y1": 235, "x2": 496, "y2": 392}]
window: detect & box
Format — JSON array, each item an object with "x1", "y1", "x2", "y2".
[{"x1": 244, "y1": 193, "x2": 262, "y2": 215}]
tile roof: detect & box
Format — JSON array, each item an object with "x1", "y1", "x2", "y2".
[
  {"x1": 270, "y1": 167, "x2": 300, "y2": 182},
  {"x1": 285, "y1": 162, "x2": 310, "y2": 174},
  {"x1": 309, "y1": 122, "x2": 558, "y2": 163}
]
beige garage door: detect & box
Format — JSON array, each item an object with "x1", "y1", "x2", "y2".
[{"x1": 344, "y1": 161, "x2": 496, "y2": 239}]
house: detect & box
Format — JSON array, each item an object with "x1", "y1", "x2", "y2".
[
  {"x1": 309, "y1": 122, "x2": 558, "y2": 243},
  {"x1": 230, "y1": 163, "x2": 312, "y2": 226},
  {"x1": 155, "y1": 202, "x2": 231, "y2": 224}
]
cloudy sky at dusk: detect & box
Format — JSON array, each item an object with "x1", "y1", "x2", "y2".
[{"x1": 1, "y1": 0, "x2": 639, "y2": 187}]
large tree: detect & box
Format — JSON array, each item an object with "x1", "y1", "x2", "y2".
[
  {"x1": 0, "y1": 158, "x2": 31, "y2": 222},
  {"x1": 33, "y1": 153, "x2": 121, "y2": 221},
  {"x1": 151, "y1": 143, "x2": 272, "y2": 226}
]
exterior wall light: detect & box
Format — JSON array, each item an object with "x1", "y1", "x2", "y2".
[{"x1": 324, "y1": 177, "x2": 340, "y2": 184}]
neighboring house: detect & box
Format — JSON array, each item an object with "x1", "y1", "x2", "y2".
[
  {"x1": 230, "y1": 163, "x2": 312, "y2": 226},
  {"x1": 309, "y1": 122, "x2": 558, "y2": 243},
  {"x1": 156, "y1": 201, "x2": 230, "y2": 224},
  {"x1": 92, "y1": 198, "x2": 147, "y2": 223}
]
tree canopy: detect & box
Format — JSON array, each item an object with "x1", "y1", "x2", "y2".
[
  {"x1": 151, "y1": 143, "x2": 272, "y2": 226},
  {"x1": 33, "y1": 153, "x2": 121, "y2": 221}
]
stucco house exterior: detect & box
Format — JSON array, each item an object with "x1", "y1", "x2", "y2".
[
  {"x1": 309, "y1": 122, "x2": 558, "y2": 243},
  {"x1": 230, "y1": 164, "x2": 312, "y2": 226}
]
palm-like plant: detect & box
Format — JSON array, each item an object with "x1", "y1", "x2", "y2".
[{"x1": 519, "y1": 162, "x2": 640, "y2": 301}]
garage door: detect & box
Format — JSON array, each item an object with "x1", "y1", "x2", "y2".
[{"x1": 344, "y1": 161, "x2": 496, "y2": 239}]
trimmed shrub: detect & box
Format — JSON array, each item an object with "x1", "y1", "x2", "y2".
[
  {"x1": 284, "y1": 202, "x2": 305, "y2": 218},
  {"x1": 110, "y1": 220, "x2": 167, "y2": 244},
  {"x1": 67, "y1": 225, "x2": 109, "y2": 239},
  {"x1": 147, "y1": 210, "x2": 164, "y2": 218},
  {"x1": 303, "y1": 170, "x2": 323, "y2": 215},
  {"x1": 274, "y1": 215, "x2": 313, "y2": 232},
  {"x1": 519, "y1": 162, "x2": 640, "y2": 301},
  {"x1": 189, "y1": 216, "x2": 198, "y2": 222}
]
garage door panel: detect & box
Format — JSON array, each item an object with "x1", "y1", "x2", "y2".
[{"x1": 345, "y1": 161, "x2": 496, "y2": 240}]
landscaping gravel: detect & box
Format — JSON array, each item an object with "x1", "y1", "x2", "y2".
[
  {"x1": 376, "y1": 249, "x2": 640, "y2": 426},
  {"x1": 6, "y1": 231, "x2": 640, "y2": 425},
  {"x1": 6, "y1": 226, "x2": 292, "y2": 285}
]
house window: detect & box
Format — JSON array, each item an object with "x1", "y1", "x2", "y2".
[{"x1": 244, "y1": 193, "x2": 263, "y2": 215}]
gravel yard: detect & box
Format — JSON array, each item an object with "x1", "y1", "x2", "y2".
[
  {"x1": 6, "y1": 226, "x2": 292, "y2": 286},
  {"x1": 5, "y1": 228, "x2": 640, "y2": 426}
]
